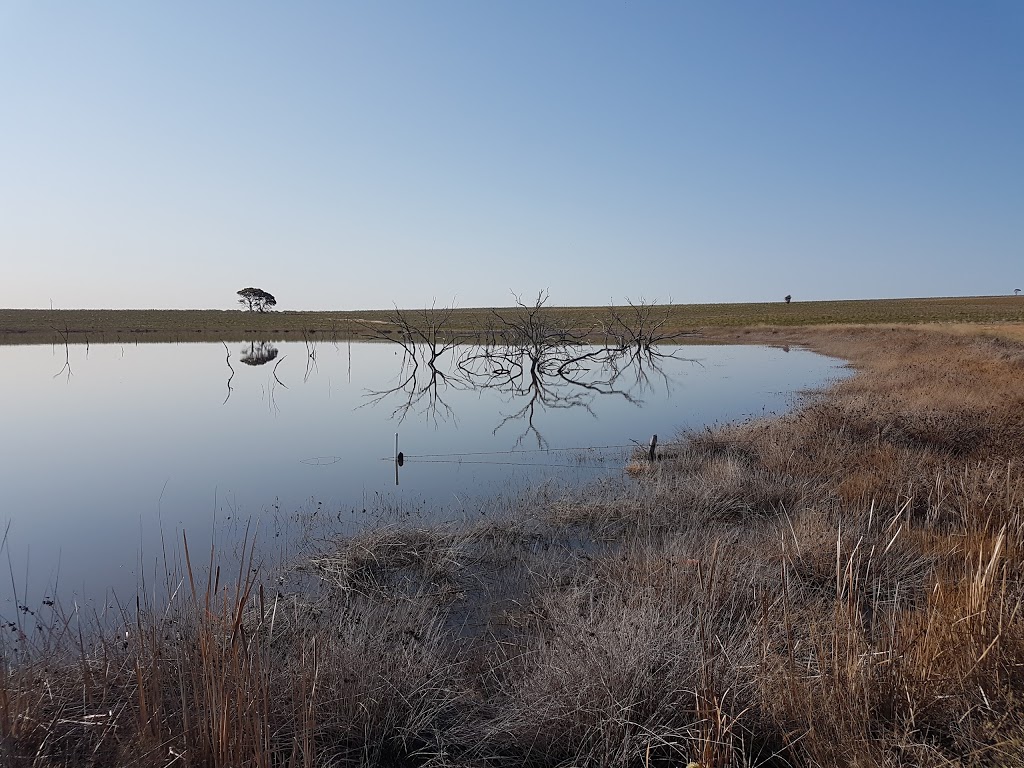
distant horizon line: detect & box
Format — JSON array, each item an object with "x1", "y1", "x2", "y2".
[{"x1": 2, "y1": 293, "x2": 1021, "y2": 313}]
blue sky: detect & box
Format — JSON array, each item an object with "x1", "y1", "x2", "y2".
[{"x1": 1, "y1": 2, "x2": 1021, "y2": 310}]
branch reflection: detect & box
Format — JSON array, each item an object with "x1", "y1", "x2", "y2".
[
  {"x1": 456, "y1": 342, "x2": 684, "y2": 447},
  {"x1": 361, "y1": 294, "x2": 692, "y2": 445}
]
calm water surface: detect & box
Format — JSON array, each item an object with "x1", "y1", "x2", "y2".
[{"x1": 0, "y1": 340, "x2": 846, "y2": 608}]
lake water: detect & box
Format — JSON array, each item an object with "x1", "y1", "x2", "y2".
[{"x1": 0, "y1": 339, "x2": 846, "y2": 610}]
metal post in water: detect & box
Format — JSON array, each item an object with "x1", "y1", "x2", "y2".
[{"x1": 395, "y1": 432, "x2": 400, "y2": 486}]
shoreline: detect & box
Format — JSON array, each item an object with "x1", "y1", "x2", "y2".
[{"x1": 3, "y1": 324, "x2": 1024, "y2": 765}]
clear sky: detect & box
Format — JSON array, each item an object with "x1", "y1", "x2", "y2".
[{"x1": 1, "y1": 2, "x2": 1021, "y2": 311}]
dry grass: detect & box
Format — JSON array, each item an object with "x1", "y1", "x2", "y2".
[
  {"x1": 4, "y1": 325, "x2": 1024, "y2": 766},
  {"x1": 5, "y1": 295, "x2": 1024, "y2": 345}
]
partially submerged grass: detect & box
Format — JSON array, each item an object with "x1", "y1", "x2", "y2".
[{"x1": 4, "y1": 325, "x2": 1024, "y2": 766}]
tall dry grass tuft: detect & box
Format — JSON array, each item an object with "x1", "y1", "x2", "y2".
[{"x1": 0, "y1": 526, "x2": 476, "y2": 767}]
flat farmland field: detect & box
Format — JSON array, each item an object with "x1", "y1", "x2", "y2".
[{"x1": 3, "y1": 295, "x2": 1024, "y2": 345}]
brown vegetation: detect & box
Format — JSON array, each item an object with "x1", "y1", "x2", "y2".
[
  {"x1": 5, "y1": 295, "x2": 1024, "y2": 345},
  {"x1": 4, "y1": 326, "x2": 1024, "y2": 766}
]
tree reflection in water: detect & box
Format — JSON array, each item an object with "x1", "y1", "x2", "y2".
[
  {"x1": 364, "y1": 293, "x2": 691, "y2": 447},
  {"x1": 223, "y1": 341, "x2": 287, "y2": 407},
  {"x1": 240, "y1": 341, "x2": 280, "y2": 366}
]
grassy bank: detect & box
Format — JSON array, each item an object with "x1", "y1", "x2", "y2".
[
  {"x1": 4, "y1": 295, "x2": 1024, "y2": 345},
  {"x1": 3, "y1": 325, "x2": 1024, "y2": 766}
]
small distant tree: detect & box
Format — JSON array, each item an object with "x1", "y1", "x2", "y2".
[
  {"x1": 1016, "y1": 289, "x2": 1021, "y2": 296},
  {"x1": 784, "y1": 294, "x2": 792, "y2": 304},
  {"x1": 237, "y1": 287, "x2": 277, "y2": 312}
]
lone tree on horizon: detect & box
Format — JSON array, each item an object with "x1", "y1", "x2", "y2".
[
  {"x1": 237, "y1": 287, "x2": 277, "y2": 312},
  {"x1": 784, "y1": 294, "x2": 792, "y2": 304}
]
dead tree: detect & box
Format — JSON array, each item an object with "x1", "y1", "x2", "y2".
[
  {"x1": 360, "y1": 303, "x2": 465, "y2": 425},
  {"x1": 363, "y1": 292, "x2": 685, "y2": 443}
]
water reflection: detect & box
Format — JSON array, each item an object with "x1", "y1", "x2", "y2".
[
  {"x1": 240, "y1": 341, "x2": 280, "y2": 366},
  {"x1": 222, "y1": 342, "x2": 235, "y2": 404},
  {"x1": 53, "y1": 326, "x2": 73, "y2": 381},
  {"x1": 224, "y1": 341, "x2": 289, "y2": 405},
  {"x1": 0, "y1": 340, "x2": 846, "y2": 606},
  {"x1": 463, "y1": 344, "x2": 686, "y2": 447},
  {"x1": 362, "y1": 294, "x2": 696, "y2": 446}
]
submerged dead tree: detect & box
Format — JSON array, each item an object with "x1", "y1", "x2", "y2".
[
  {"x1": 453, "y1": 292, "x2": 630, "y2": 446},
  {"x1": 602, "y1": 298, "x2": 674, "y2": 353},
  {"x1": 361, "y1": 292, "x2": 688, "y2": 444},
  {"x1": 599, "y1": 298, "x2": 683, "y2": 395},
  {"x1": 360, "y1": 303, "x2": 466, "y2": 425}
]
